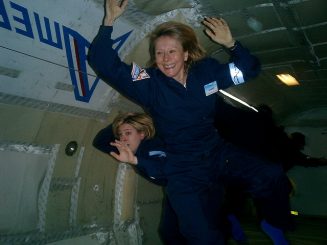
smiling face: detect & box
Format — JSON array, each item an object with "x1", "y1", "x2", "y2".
[
  {"x1": 155, "y1": 35, "x2": 188, "y2": 84},
  {"x1": 117, "y1": 123, "x2": 145, "y2": 153}
]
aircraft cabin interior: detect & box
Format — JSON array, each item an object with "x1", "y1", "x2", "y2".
[{"x1": 0, "y1": 0, "x2": 327, "y2": 244}]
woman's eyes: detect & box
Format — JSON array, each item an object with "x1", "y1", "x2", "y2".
[
  {"x1": 119, "y1": 132, "x2": 131, "y2": 137},
  {"x1": 156, "y1": 50, "x2": 176, "y2": 55}
]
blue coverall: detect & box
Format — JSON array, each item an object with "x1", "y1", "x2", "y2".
[
  {"x1": 92, "y1": 124, "x2": 167, "y2": 185},
  {"x1": 88, "y1": 25, "x2": 293, "y2": 245},
  {"x1": 93, "y1": 124, "x2": 192, "y2": 244}
]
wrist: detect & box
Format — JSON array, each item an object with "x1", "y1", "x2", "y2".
[
  {"x1": 103, "y1": 16, "x2": 115, "y2": 26},
  {"x1": 225, "y1": 39, "x2": 236, "y2": 49},
  {"x1": 131, "y1": 156, "x2": 138, "y2": 165}
]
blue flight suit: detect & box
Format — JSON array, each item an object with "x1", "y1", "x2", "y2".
[
  {"x1": 92, "y1": 124, "x2": 167, "y2": 185},
  {"x1": 88, "y1": 25, "x2": 292, "y2": 244},
  {"x1": 93, "y1": 124, "x2": 187, "y2": 244}
]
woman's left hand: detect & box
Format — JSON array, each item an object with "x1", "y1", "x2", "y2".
[{"x1": 202, "y1": 17, "x2": 235, "y2": 48}]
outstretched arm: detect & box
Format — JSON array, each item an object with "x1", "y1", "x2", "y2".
[
  {"x1": 296, "y1": 152, "x2": 327, "y2": 168},
  {"x1": 104, "y1": 0, "x2": 128, "y2": 26},
  {"x1": 202, "y1": 17, "x2": 261, "y2": 85},
  {"x1": 93, "y1": 124, "x2": 117, "y2": 154}
]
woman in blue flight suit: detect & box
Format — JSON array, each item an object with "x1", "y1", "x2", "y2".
[
  {"x1": 88, "y1": 1, "x2": 293, "y2": 244},
  {"x1": 92, "y1": 112, "x2": 167, "y2": 185},
  {"x1": 92, "y1": 112, "x2": 188, "y2": 245}
]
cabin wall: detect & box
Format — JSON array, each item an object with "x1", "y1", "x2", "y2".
[{"x1": 0, "y1": 103, "x2": 164, "y2": 245}]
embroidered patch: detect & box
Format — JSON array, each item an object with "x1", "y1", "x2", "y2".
[
  {"x1": 149, "y1": 151, "x2": 166, "y2": 157},
  {"x1": 204, "y1": 81, "x2": 218, "y2": 96},
  {"x1": 131, "y1": 62, "x2": 150, "y2": 81},
  {"x1": 229, "y1": 62, "x2": 244, "y2": 85}
]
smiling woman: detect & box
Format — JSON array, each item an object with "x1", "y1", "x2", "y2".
[
  {"x1": 153, "y1": 35, "x2": 189, "y2": 85},
  {"x1": 87, "y1": 1, "x2": 298, "y2": 244},
  {"x1": 147, "y1": 21, "x2": 205, "y2": 86},
  {"x1": 0, "y1": 0, "x2": 326, "y2": 245}
]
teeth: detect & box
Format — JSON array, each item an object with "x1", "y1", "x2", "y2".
[{"x1": 165, "y1": 64, "x2": 174, "y2": 69}]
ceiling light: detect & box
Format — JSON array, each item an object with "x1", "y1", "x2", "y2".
[
  {"x1": 246, "y1": 17, "x2": 263, "y2": 32},
  {"x1": 276, "y1": 74, "x2": 299, "y2": 86},
  {"x1": 242, "y1": 9, "x2": 263, "y2": 32}
]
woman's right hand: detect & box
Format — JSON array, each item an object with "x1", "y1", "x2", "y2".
[
  {"x1": 104, "y1": 0, "x2": 128, "y2": 26},
  {"x1": 110, "y1": 140, "x2": 138, "y2": 165}
]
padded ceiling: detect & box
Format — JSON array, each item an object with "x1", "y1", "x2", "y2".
[{"x1": 120, "y1": 0, "x2": 327, "y2": 124}]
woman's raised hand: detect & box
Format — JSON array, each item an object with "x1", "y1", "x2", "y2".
[{"x1": 202, "y1": 17, "x2": 235, "y2": 48}]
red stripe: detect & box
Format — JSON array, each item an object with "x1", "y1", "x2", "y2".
[{"x1": 74, "y1": 38, "x2": 86, "y2": 96}]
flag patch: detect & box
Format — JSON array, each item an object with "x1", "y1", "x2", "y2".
[{"x1": 131, "y1": 62, "x2": 150, "y2": 81}]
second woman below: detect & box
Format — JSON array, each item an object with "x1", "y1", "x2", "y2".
[
  {"x1": 93, "y1": 112, "x2": 187, "y2": 244},
  {"x1": 93, "y1": 112, "x2": 167, "y2": 185}
]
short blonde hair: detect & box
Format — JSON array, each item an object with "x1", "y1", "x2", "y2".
[
  {"x1": 147, "y1": 21, "x2": 206, "y2": 71},
  {"x1": 112, "y1": 112, "x2": 155, "y2": 140}
]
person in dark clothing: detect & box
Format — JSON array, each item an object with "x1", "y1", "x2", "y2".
[
  {"x1": 214, "y1": 99, "x2": 278, "y2": 162},
  {"x1": 93, "y1": 112, "x2": 167, "y2": 185},
  {"x1": 214, "y1": 100, "x2": 288, "y2": 243},
  {"x1": 215, "y1": 99, "x2": 327, "y2": 171},
  {"x1": 214, "y1": 99, "x2": 327, "y2": 243},
  {"x1": 94, "y1": 111, "x2": 252, "y2": 245},
  {"x1": 88, "y1": 1, "x2": 293, "y2": 244},
  {"x1": 93, "y1": 112, "x2": 187, "y2": 244}
]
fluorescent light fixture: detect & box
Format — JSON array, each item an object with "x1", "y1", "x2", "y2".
[
  {"x1": 219, "y1": 90, "x2": 258, "y2": 112},
  {"x1": 247, "y1": 17, "x2": 263, "y2": 32},
  {"x1": 276, "y1": 74, "x2": 299, "y2": 86}
]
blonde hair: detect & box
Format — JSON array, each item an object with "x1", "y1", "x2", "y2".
[
  {"x1": 112, "y1": 112, "x2": 155, "y2": 140},
  {"x1": 147, "y1": 21, "x2": 206, "y2": 71}
]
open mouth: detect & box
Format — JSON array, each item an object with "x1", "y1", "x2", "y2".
[{"x1": 164, "y1": 64, "x2": 175, "y2": 69}]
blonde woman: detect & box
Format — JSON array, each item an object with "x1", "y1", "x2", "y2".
[{"x1": 88, "y1": 1, "x2": 292, "y2": 244}]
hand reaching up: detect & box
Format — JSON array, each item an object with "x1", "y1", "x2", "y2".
[
  {"x1": 104, "y1": 0, "x2": 129, "y2": 26},
  {"x1": 202, "y1": 17, "x2": 235, "y2": 48}
]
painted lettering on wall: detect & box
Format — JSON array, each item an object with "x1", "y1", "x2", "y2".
[{"x1": 0, "y1": 0, "x2": 132, "y2": 102}]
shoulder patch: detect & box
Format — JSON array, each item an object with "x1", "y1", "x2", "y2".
[
  {"x1": 131, "y1": 62, "x2": 150, "y2": 81},
  {"x1": 229, "y1": 62, "x2": 244, "y2": 85},
  {"x1": 149, "y1": 150, "x2": 166, "y2": 157}
]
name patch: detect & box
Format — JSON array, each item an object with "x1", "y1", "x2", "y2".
[{"x1": 204, "y1": 81, "x2": 218, "y2": 96}]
